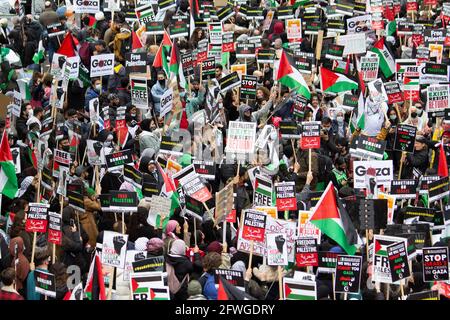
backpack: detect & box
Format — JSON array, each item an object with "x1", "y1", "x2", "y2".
[
  {"x1": 166, "y1": 262, "x2": 189, "y2": 295},
  {"x1": 317, "y1": 153, "x2": 333, "y2": 185}
]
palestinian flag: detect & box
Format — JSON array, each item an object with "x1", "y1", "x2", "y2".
[
  {"x1": 132, "y1": 31, "x2": 143, "y2": 51},
  {"x1": 152, "y1": 31, "x2": 172, "y2": 76},
  {"x1": 0, "y1": 130, "x2": 18, "y2": 199},
  {"x1": 284, "y1": 279, "x2": 316, "y2": 300},
  {"x1": 84, "y1": 253, "x2": 106, "y2": 300},
  {"x1": 131, "y1": 273, "x2": 163, "y2": 292},
  {"x1": 32, "y1": 40, "x2": 45, "y2": 64},
  {"x1": 17, "y1": 78, "x2": 31, "y2": 101},
  {"x1": 64, "y1": 282, "x2": 84, "y2": 300},
  {"x1": 0, "y1": 47, "x2": 21, "y2": 65},
  {"x1": 276, "y1": 50, "x2": 311, "y2": 99},
  {"x1": 350, "y1": 91, "x2": 365, "y2": 133},
  {"x1": 157, "y1": 162, "x2": 180, "y2": 231},
  {"x1": 217, "y1": 276, "x2": 255, "y2": 300},
  {"x1": 310, "y1": 182, "x2": 359, "y2": 255},
  {"x1": 254, "y1": 176, "x2": 272, "y2": 198},
  {"x1": 169, "y1": 41, "x2": 188, "y2": 91},
  {"x1": 320, "y1": 67, "x2": 358, "y2": 94},
  {"x1": 386, "y1": 20, "x2": 396, "y2": 36},
  {"x1": 370, "y1": 38, "x2": 395, "y2": 78},
  {"x1": 57, "y1": 32, "x2": 77, "y2": 57},
  {"x1": 116, "y1": 126, "x2": 130, "y2": 149},
  {"x1": 374, "y1": 239, "x2": 391, "y2": 257}
]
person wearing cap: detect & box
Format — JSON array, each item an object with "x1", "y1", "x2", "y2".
[
  {"x1": 187, "y1": 280, "x2": 207, "y2": 300},
  {"x1": 401, "y1": 135, "x2": 429, "y2": 179}
]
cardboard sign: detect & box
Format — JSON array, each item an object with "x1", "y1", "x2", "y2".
[
  {"x1": 48, "y1": 211, "x2": 62, "y2": 245},
  {"x1": 67, "y1": 190, "x2": 85, "y2": 213},
  {"x1": 393, "y1": 124, "x2": 416, "y2": 153},
  {"x1": 214, "y1": 182, "x2": 234, "y2": 224},
  {"x1": 317, "y1": 251, "x2": 338, "y2": 274},
  {"x1": 253, "y1": 174, "x2": 273, "y2": 207},
  {"x1": 240, "y1": 75, "x2": 257, "y2": 100},
  {"x1": 34, "y1": 270, "x2": 56, "y2": 298},
  {"x1": 334, "y1": 255, "x2": 362, "y2": 293},
  {"x1": 218, "y1": 72, "x2": 240, "y2": 93},
  {"x1": 423, "y1": 247, "x2": 449, "y2": 282},
  {"x1": 286, "y1": 19, "x2": 302, "y2": 39},
  {"x1": 214, "y1": 269, "x2": 245, "y2": 292},
  {"x1": 353, "y1": 160, "x2": 393, "y2": 189},
  {"x1": 105, "y1": 149, "x2": 133, "y2": 171},
  {"x1": 283, "y1": 277, "x2": 317, "y2": 300},
  {"x1": 131, "y1": 77, "x2": 148, "y2": 109},
  {"x1": 25, "y1": 203, "x2": 49, "y2": 233},
  {"x1": 182, "y1": 175, "x2": 212, "y2": 203},
  {"x1": 387, "y1": 241, "x2": 410, "y2": 283},
  {"x1": 298, "y1": 211, "x2": 321, "y2": 243},
  {"x1": 90, "y1": 54, "x2": 115, "y2": 77},
  {"x1": 301, "y1": 121, "x2": 321, "y2": 149},
  {"x1": 427, "y1": 84, "x2": 449, "y2": 112},
  {"x1": 384, "y1": 81, "x2": 404, "y2": 104},
  {"x1": 390, "y1": 180, "x2": 418, "y2": 199},
  {"x1": 102, "y1": 231, "x2": 129, "y2": 268},
  {"x1": 132, "y1": 256, "x2": 164, "y2": 273},
  {"x1": 135, "y1": 3, "x2": 155, "y2": 25},
  {"x1": 372, "y1": 235, "x2": 407, "y2": 283},
  {"x1": 275, "y1": 181, "x2": 297, "y2": 211},
  {"x1": 110, "y1": 191, "x2": 138, "y2": 212},
  {"x1": 147, "y1": 195, "x2": 171, "y2": 227},
  {"x1": 159, "y1": 88, "x2": 173, "y2": 118},
  {"x1": 295, "y1": 238, "x2": 318, "y2": 267},
  {"x1": 242, "y1": 209, "x2": 267, "y2": 242},
  {"x1": 279, "y1": 121, "x2": 300, "y2": 139},
  {"x1": 266, "y1": 233, "x2": 288, "y2": 266},
  {"x1": 360, "y1": 56, "x2": 379, "y2": 82},
  {"x1": 428, "y1": 176, "x2": 450, "y2": 203},
  {"x1": 225, "y1": 121, "x2": 256, "y2": 154},
  {"x1": 126, "y1": 53, "x2": 147, "y2": 75}
]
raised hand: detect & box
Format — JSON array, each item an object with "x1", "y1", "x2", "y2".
[{"x1": 113, "y1": 236, "x2": 126, "y2": 254}]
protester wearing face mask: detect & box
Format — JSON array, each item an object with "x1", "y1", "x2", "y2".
[
  {"x1": 84, "y1": 78, "x2": 102, "y2": 112},
  {"x1": 151, "y1": 71, "x2": 168, "y2": 116},
  {"x1": 385, "y1": 108, "x2": 402, "y2": 172},
  {"x1": 405, "y1": 104, "x2": 428, "y2": 133},
  {"x1": 331, "y1": 109, "x2": 349, "y2": 139}
]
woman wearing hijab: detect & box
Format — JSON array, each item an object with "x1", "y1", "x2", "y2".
[
  {"x1": 165, "y1": 239, "x2": 194, "y2": 300},
  {"x1": 8, "y1": 237, "x2": 30, "y2": 296},
  {"x1": 163, "y1": 219, "x2": 191, "y2": 254}
]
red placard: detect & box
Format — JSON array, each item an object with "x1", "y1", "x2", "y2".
[
  {"x1": 48, "y1": 229, "x2": 62, "y2": 245},
  {"x1": 412, "y1": 34, "x2": 424, "y2": 47},
  {"x1": 404, "y1": 90, "x2": 420, "y2": 102},
  {"x1": 242, "y1": 210, "x2": 267, "y2": 242},
  {"x1": 295, "y1": 238, "x2": 318, "y2": 267},
  {"x1": 301, "y1": 121, "x2": 321, "y2": 149},
  {"x1": 226, "y1": 209, "x2": 237, "y2": 223},
  {"x1": 406, "y1": 2, "x2": 418, "y2": 11},
  {"x1": 423, "y1": 0, "x2": 437, "y2": 5},
  {"x1": 301, "y1": 136, "x2": 320, "y2": 149}
]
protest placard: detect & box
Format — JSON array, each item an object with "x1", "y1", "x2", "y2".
[
  {"x1": 334, "y1": 255, "x2": 362, "y2": 293},
  {"x1": 242, "y1": 209, "x2": 267, "y2": 242},
  {"x1": 90, "y1": 54, "x2": 115, "y2": 77},
  {"x1": 301, "y1": 121, "x2": 321, "y2": 149},
  {"x1": 267, "y1": 233, "x2": 288, "y2": 266},
  {"x1": 387, "y1": 241, "x2": 410, "y2": 283},
  {"x1": 25, "y1": 203, "x2": 49, "y2": 233},
  {"x1": 48, "y1": 211, "x2": 62, "y2": 245},
  {"x1": 275, "y1": 181, "x2": 297, "y2": 211},
  {"x1": 102, "y1": 231, "x2": 129, "y2": 269},
  {"x1": 372, "y1": 234, "x2": 408, "y2": 283},
  {"x1": 422, "y1": 247, "x2": 449, "y2": 282},
  {"x1": 34, "y1": 270, "x2": 56, "y2": 298},
  {"x1": 295, "y1": 238, "x2": 318, "y2": 267}
]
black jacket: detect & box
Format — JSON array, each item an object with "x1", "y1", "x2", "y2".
[
  {"x1": 165, "y1": 254, "x2": 194, "y2": 300},
  {"x1": 402, "y1": 148, "x2": 429, "y2": 178}
]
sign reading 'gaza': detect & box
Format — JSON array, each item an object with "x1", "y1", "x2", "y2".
[{"x1": 90, "y1": 54, "x2": 115, "y2": 77}]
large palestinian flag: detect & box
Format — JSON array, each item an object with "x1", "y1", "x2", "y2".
[
  {"x1": 276, "y1": 50, "x2": 311, "y2": 99},
  {"x1": 320, "y1": 67, "x2": 359, "y2": 94},
  {"x1": 309, "y1": 182, "x2": 359, "y2": 255},
  {"x1": 370, "y1": 38, "x2": 395, "y2": 78},
  {"x1": 0, "y1": 130, "x2": 18, "y2": 199}
]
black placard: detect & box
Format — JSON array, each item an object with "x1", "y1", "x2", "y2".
[
  {"x1": 99, "y1": 194, "x2": 112, "y2": 212},
  {"x1": 218, "y1": 72, "x2": 241, "y2": 92},
  {"x1": 317, "y1": 251, "x2": 338, "y2": 274},
  {"x1": 390, "y1": 180, "x2": 419, "y2": 199},
  {"x1": 125, "y1": 53, "x2": 147, "y2": 74},
  {"x1": 355, "y1": 135, "x2": 387, "y2": 159},
  {"x1": 407, "y1": 290, "x2": 439, "y2": 300},
  {"x1": 132, "y1": 256, "x2": 164, "y2": 272},
  {"x1": 359, "y1": 199, "x2": 375, "y2": 230},
  {"x1": 214, "y1": 269, "x2": 245, "y2": 291},
  {"x1": 124, "y1": 164, "x2": 143, "y2": 189},
  {"x1": 240, "y1": 75, "x2": 257, "y2": 100},
  {"x1": 387, "y1": 241, "x2": 410, "y2": 283},
  {"x1": 422, "y1": 247, "x2": 449, "y2": 282},
  {"x1": 217, "y1": 5, "x2": 234, "y2": 22},
  {"x1": 236, "y1": 43, "x2": 256, "y2": 59},
  {"x1": 142, "y1": 181, "x2": 159, "y2": 198},
  {"x1": 193, "y1": 160, "x2": 216, "y2": 180},
  {"x1": 201, "y1": 57, "x2": 216, "y2": 80},
  {"x1": 34, "y1": 270, "x2": 56, "y2": 298},
  {"x1": 279, "y1": 121, "x2": 300, "y2": 139},
  {"x1": 159, "y1": 135, "x2": 183, "y2": 156},
  {"x1": 325, "y1": 44, "x2": 344, "y2": 60},
  {"x1": 67, "y1": 190, "x2": 85, "y2": 213},
  {"x1": 428, "y1": 176, "x2": 450, "y2": 203},
  {"x1": 257, "y1": 49, "x2": 276, "y2": 64},
  {"x1": 181, "y1": 51, "x2": 194, "y2": 77},
  {"x1": 105, "y1": 149, "x2": 133, "y2": 170},
  {"x1": 334, "y1": 255, "x2": 362, "y2": 293},
  {"x1": 342, "y1": 94, "x2": 358, "y2": 109},
  {"x1": 401, "y1": 206, "x2": 436, "y2": 223},
  {"x1": 110, "y1": 191, "x2": 138, "y2": 212},
  {"x1": 393, "y1": 124, "x2": 417, "y2": 153}
]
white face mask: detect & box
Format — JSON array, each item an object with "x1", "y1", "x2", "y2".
[
  {"x1": 336, "y1": 116, "x2": 344, "y2": 123},
  {"x1": 95, "y1": 84, "x2": 102, "y2": 91},
  {"x1": 27, "y1": 109, "x2": 33, "y2": 117}
]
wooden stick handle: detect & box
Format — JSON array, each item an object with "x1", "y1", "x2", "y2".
[
  {"x1": 248, "y1": 240, "x2": 254, "y2": 271},
  {"x1": 278, "y1": 266, "x2": 283, "y2": 300}
]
